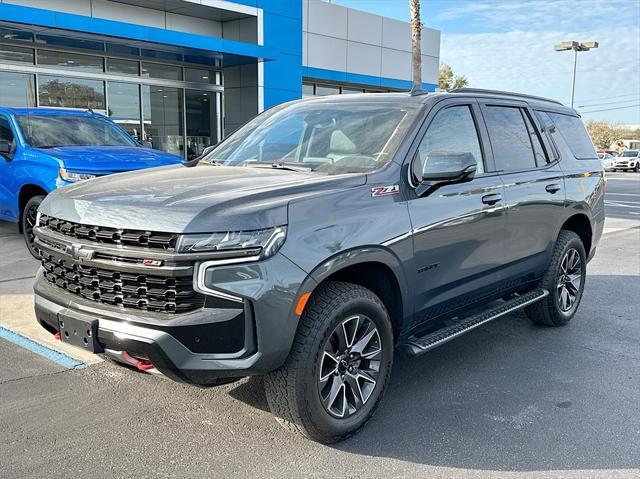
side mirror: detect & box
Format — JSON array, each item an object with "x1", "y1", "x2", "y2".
[
  {"x1": 416, "y1": 151, "x2": 477, "y2": 197},
  {"x1": 140, "y1": 140, "x2": 153, "y2": 149},
  {"x1": 0, "y1": 139, "x2": 12, "y2": 159}
]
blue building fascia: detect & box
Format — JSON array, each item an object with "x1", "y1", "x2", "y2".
[{"x1": 0, "y1": 1, "x2": 434, "y2": 110}]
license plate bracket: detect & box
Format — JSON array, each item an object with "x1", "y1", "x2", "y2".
[{"x1": 58, "y1": 314, "x2": 101, "y2": 353}]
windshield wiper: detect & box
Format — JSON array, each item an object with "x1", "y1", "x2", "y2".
[{"x1": 245, "y1": 162, "x2": 313, "y2": 172}]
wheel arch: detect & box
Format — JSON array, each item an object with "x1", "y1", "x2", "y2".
[
  {"x1": 559, "y1": 213, "x2": 593, "y2": 256},
  {"x1": 18, "y1": 184, "x2": 48, "y2": 233},
  {"x1": 295, "y1": 246, "x2": 411, "y2": 342}
]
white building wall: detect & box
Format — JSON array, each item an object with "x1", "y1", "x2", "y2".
[{"x1": 302, "y1": 0, "x2": 440, "y2": 85}]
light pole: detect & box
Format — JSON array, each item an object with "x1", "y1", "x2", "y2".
[{"x1": 554, "y1": 41, "x2": 599, "y2": 108}]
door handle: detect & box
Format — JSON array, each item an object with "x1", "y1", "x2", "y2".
[
  {"x1": 481, "y1": 193, "x2": 502, "y2": 205},
  {"x1": 545, "y1": 183, "x2": 561, "y2": 194}
]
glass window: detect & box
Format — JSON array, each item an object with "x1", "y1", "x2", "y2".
[
  {"x1": 315, "y1": 84, "x2": 339, "y2": 96},
  {"x1": 484, "y1": 106, "x2": 536, "y2": 171},
  {"x1": 302, "y1": 83, "x2": 314, "y2": 98},
  {"x1": 0, "y1": 45, "x2": 34, "y2": 64},
  {"x1": 545, "y1": 112, "x2": 597, "y2": 159},
  {"x1": 341, "y1": 87, "x2": 365, "y2": 94},
  {"x1": 414, "y1": 105, "x2": 484, "y2": 179},
  {"x1": 184, "y1": 67, "x2": 217, "y2": 84},
  {"x1": 38, "y1": 75, "x2": 105, "y2": 110},
  {"x1": 0, "y1": 72, "x2": 36, "y2": 107},
  {"x1": 522, "y1": 110, "x2": 548, "y2": 165},
  {"x1": 141, "y1": 62, "x2": 182, "y2": 81},
  {"x1": 106, "y1": 58, "x2": 139, "y2": 76},
  {"x1": 0, "y1": 27, "x2": 34, "y2": 42},
  {"x1": 107, "y1": 82, "x2": 141, "y2": 141},
  {"x1": 142, "y1": 85, "x2": 184, "y2": 157},
  {"x1": 202, "y1": 101, "x2": 421, "y2": 175},
  {"x1": 37, "y1": 50, "x2": 104, "y2": 73},
  {"x1": 0, "y1": 115, "x2": 16, "y2": 157},
  {"x1": 186, "y1": 89, "x2": 219, "y2": 160},
  {"x1": 17, "y1": 115, "x2": 137, "y2": 148}
]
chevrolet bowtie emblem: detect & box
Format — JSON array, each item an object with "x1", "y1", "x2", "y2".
[{"x1": 67, "y1": 244, "x2": 95, "y2": 262}]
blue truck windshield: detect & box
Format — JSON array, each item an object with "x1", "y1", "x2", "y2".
[{"x1": 17, "y1": 115, "x2": 136, "y2": 148}]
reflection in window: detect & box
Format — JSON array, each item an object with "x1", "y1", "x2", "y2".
[
  {"x1": 107, "y1": 82, "x2": 141, "y2": 141},
  {"x1": 315, "y1": 84, "x2": 340, "y2": 96},
  {"x1": 302, "y1": 83, "x2": 314, "y2": 98},
  {"x1": 37, "y1": 50, "x2": 104, "y2": 73},
  {"x1": 0, "y1": 45, "x2": 34, "y2": 65},
  {"x1": 184, "y1": 67, "x2": 218, "y2": 84},
  {"x1": 484, "y1": 106, "x2": 536, "y2": 171},
  {"x1": 0, "y1": 72, "x2": 36, "y2": 107},
  {"x1": 106, "y1": 58, "x2": 139, "y2": 76},
  {"x1": 416, "y1": 105, "x2": 484, "y2": 176},
  {"x1": 38, "y1": 75, "x2": 105, "y2": 110},
  {"x1": 142, "y1": 85, "x2": 184, "y2": 157},
  {"x1": 186, "y1": 89, "x2": 219, "y2": 160},
  {"x1": 141, "y1": 62, "x2": 182, "y2": 81}
]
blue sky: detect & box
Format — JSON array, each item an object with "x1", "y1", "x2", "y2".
[{"x1": 333, "y1": 0, "x2": 640, "y2": 125}]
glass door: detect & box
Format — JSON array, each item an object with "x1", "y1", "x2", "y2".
[
  {"x1": 185, "y1": 89, "x2": 220, "y2": 160},
  {"x1": 142, "y1": 85, "x2": 184, "y2": 158}
]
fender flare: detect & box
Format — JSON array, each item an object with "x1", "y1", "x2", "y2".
[{"x1": 291, "y1": 245, "x2": 412, "y2": 327}]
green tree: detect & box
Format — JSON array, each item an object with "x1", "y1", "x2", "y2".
[
  {"x1": 438, "y1": 64, "x2": 469, "y2": 91},
  {"x1": 584, "y1": 120, "x2": 625, "y2": 149}
]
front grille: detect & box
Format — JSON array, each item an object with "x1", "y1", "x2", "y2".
[
  {"x1": 41, "y1": 251, "x2": 204, "y2": 314},
  {"x1": 39, "y1": 214, "x2": 178, "y2": 250}
]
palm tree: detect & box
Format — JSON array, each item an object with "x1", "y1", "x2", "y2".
[{"x1": 409, "y1": 0, "x2": 422, "y2": 90}]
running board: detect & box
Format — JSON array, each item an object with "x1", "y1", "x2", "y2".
[{"x1": 402, "y1": 288, "x2": 549, "y2": 357}]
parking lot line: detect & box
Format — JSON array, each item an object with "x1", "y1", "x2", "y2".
[{"x1": 0, "y1": 325, "x2": 85, "y2": 369}]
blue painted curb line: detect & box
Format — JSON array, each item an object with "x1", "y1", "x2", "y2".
[{"x1": 0, "y1": 325, "x2": 86, "y2": 369}]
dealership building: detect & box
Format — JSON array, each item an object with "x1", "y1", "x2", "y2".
[{"x1": 0, "y1": 0, "x2": 441, "y2": 159}]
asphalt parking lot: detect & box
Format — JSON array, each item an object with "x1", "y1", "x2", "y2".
[{"x1": 1, "y1": 173, "x2": 639, "y2": 479}]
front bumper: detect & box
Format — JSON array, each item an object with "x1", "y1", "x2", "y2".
[{"x1": 34, "y1": 251, "x2": 311, "y2": 385}]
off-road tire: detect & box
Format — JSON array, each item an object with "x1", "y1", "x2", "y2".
[
  {"x1": 525, "y1": 230, "x2": 586, "y2": 326},
  {"x1": 22, "y1": 195, "x2": 44, "y2": 260},
  {"x1": 264, "y1": 281, "x2": 394, "y2": 443}
]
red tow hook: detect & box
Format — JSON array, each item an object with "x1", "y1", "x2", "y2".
[
  {"x1": 54, "y1": 331, "x2": 61, "y2": 340},
  {"x1": 121, "y1": 352, "x2": 155, "y2": 372}
]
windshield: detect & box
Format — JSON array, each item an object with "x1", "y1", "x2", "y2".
[
  {"x1": 621, "y1": 150, "x2": 638, "y2": 157},
  {"x1": 17, "y1": 114, "x2": 137, "y2": 148},
  {"x1": 200, "y1": 100, "x2": 420, "y2": 174}
]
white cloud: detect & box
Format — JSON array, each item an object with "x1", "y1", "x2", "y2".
[{"x1": 441, "y1": 26, "x2": 640, "y2": 123}]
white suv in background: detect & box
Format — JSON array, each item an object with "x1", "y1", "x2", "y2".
[
  {"x1": 613, "y1": 150, "x2": 640, "y2": 172},
  {"x1": 598, "y1": 152, "x2": 615, "y2": 172}
]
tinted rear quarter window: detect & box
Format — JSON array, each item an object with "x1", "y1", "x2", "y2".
[
  {"x1": 483, "y1": 105, "x2": 537, "y2": 171},
  {"x1": 544, "y1": 112, "x2": 597, "y2": 159}
]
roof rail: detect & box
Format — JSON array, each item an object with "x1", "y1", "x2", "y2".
[{"x1": 449, "y1": 88, "x2": 563, "y2": 105}]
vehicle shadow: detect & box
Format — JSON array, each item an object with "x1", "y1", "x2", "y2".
[{"x1": 231, "y1": 274, "x2": 639, "y2": 472}]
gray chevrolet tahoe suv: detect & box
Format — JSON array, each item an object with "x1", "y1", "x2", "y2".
[{"x1": 33, "y1": 89, "x2": 605, "y2": 443}]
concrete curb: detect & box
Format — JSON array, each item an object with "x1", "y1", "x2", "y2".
[{"x1": 0, "y1": 294, "x2": 102, "y2": 365}]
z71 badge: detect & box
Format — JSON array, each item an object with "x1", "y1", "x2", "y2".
[{"x1": 371, "y1": 185, "x2": 400, "y2": 197}]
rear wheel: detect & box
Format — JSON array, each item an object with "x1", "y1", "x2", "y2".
[
  {"x1": 525, "y1": 230, "x2": 586, "y2": 326},
  {"x1": 264, "y1": 281, "x2": 394, "y2": 443},
  {"x1": 22, "y1": 195, "x2": 44, "y2": 259}
]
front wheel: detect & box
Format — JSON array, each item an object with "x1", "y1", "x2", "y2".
[
  {"x1": 22, "y1": 195, "x2": 44, "y2": 260},
  {"x1": 525, "y1": 230, "x2": 586, "y2": 326},
  {"x1": 264, "y1": 281, "x2": 394, "y2": 443},
  {"x1": 634, "y1": 164, "x2": 639, "y2": 173}
]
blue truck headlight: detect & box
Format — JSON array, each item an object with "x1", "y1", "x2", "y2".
[
  {"x1": 59, "y1": 168, "x2": 97, "y2": 183},
  {"x1": 176, "y1": 226, "x2": 287, "y2": 258}
]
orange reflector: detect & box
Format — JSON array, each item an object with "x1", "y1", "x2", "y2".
[{"x1": 295, "y1": 292, "x2": 311, "y2": 316}]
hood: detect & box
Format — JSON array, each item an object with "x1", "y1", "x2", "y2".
[
  {"x1": 40, "y1": 164, "x2": 366, "y2": 233},
  {"x1": 34, "y1": 146, "x2": 183, "y2": 173}
]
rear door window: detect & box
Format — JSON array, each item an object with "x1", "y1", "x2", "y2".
[
  {"x1": 544, "y1": 112, "x2": 597, "y2": 159},
  {"x1": 483, "y1": 105, "x2": 537, "y2": 171}
]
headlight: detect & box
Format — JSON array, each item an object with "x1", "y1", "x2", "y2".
[
  {"x1": 176, "y1": 226, "x2": 287, "y2": 259},
  {"x1": 59, "y1": 168, "x2": 97, "y2": 183}
]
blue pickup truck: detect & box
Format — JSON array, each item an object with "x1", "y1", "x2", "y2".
[{"x1": 0, "y1": 107, "x2": 183, "y2": 257}]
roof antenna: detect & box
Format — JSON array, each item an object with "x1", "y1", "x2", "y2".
[{"x1": 87, "y1": 108, "x2": 94, "y2": 114}]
